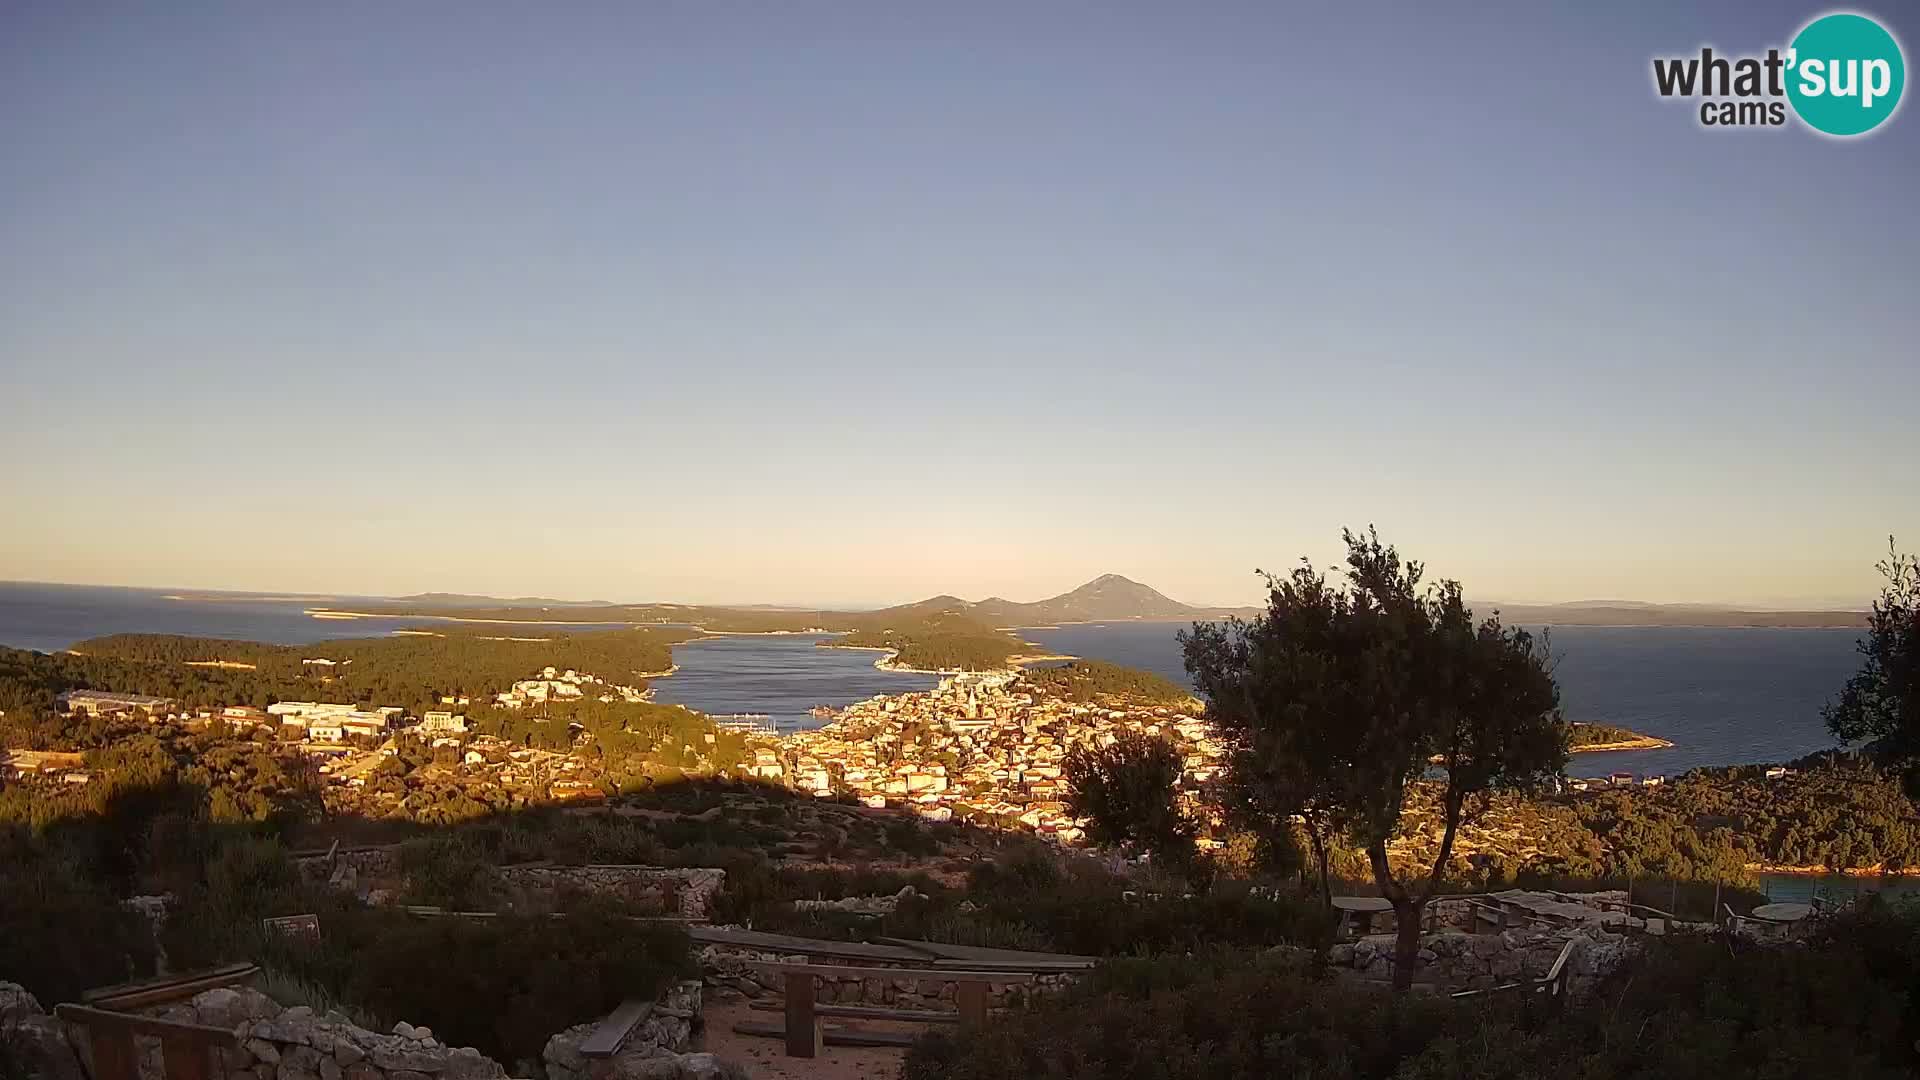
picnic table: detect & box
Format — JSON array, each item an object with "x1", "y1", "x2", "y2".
[
  {"x1": 1749, "y1": 902, "x2": 1814, "y2": 923},
  {"x1": 1331, "y1": 896, "x2": 1393, "y2": 936}
]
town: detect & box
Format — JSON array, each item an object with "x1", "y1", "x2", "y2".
[
  {"x1": 771, "y1": 671, "x2": 1224, "y2": 841},
  {"x1": 5, "y1": 666, "x2": 1229, "y2": 843}
]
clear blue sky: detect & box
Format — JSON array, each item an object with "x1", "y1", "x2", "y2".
[{"x1": 2, "y1": 1, "x2": 1915, "y2": 608}]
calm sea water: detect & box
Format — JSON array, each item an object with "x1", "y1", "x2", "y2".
[
  {"x1": 647, "y1": 635, "x2": 939, "y2": 732},
  {"x1": 1016, "y1": 622, "x2": 1866, "y2": 780}
]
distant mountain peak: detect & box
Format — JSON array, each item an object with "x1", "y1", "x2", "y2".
[{"x1": 891, "y1": 573, "x2": 1204, "y2": 624}]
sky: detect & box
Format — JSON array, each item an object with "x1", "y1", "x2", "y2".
[{"x1": 2, "y1": 1, "x2": 1915, "y2": 610}]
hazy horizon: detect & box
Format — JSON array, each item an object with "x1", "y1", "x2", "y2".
[
  {"x1": 3, "y1": 2, "x2": 1915, "y2": 610},
  {"x1": 0, "y1": 573, "x2": 1879, "y2": 615}
]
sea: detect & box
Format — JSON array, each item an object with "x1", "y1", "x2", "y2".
[
  {"x1": 1013, "y1": 622, "x2": 1867, "y2": 781},
  {"x1": 3, "y1": 581, "x2": 1904, "y2": 903},
  {"x1": 0, "y1": 584, "x2": 1871, "y2": 774}
]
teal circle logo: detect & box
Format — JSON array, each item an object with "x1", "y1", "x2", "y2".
[{"x1": 1786, "y1": 12, "x2": 1906, "y2": 136}]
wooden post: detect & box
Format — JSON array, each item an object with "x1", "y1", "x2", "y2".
[
  {"x1": 956, "y1": 980, "x2": 988, "y2": 1027},
  {"x1": 784, "y1": 972, "x2": 821, "y2": 1058},
  {"x1": 160, "y1": 1033, "x2": 210, "y2": 1080},
  {"x1": 88, "y1": 1025, "x2": 139, "y2": 1080}
]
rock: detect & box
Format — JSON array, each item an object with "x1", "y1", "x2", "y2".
[
  {"x1": 1327, "y1": 943, "x2": 1356, "y2": 966},
  {"x1": 0, "y1": 982, "x2": 44, "y2": 1024},
  {"x1": 393, "y1": 1023, "x2": 417, "y2": 1039},
  {"x1": 280, "y1": 1067, "x2": 320, "y2": 1080},
  {"x1": 254, "y1": 1064, "x2": 277, "y2": 1080},
  {"x1": 442, "y1": 1046, "x2": 504, "y2": 1080},
  {"x1": 283, "y1": 1045, "x2": 323, "y2": 1072},
  {"x1": 332, "y1": 1040, "x2": 365, "y2": 1068},
  {"x1": 1470, "y1": 934, "x2": 1501, "y2": 958},
  {"x1": 252, "y1": 1019, "x2": 312, "y2": 1047},
  {"x1": 543, "y1": 1022, "x2": 594, "y2": 1075},
  {"x1": 320, "y1": 1057, "x2": 342, "y2": 1080},
  {"x1": 369, "y1": 1041, "x2": 447, "y2": 1073},
  {"x1": 412, "y1": 1027, "x2": 433, "y2": 1042},
  {"x1": 246, "y1": 1040, "x2": 283, "y2": 1064},
  {"x1": 343, "y1": 1065, "x2": 382, "y2": 1080},
  {"x1": 389, "y1": 1070, "x2": 432, "y2": 1080},
  {"x1": 2, "y1": 1013, "x2": 87, "y2": 1080},
  {"x1": 677, "y1": 1053, "x2": 725, "y2": 1079},
  {"x1": 190, "y1": 989, "x2": 248, "y2": 1029},
  {"x1": 1416, "y1": 948, "x2": 1438, "y2": 965}
]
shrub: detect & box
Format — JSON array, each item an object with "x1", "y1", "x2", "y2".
[
  {"x1": 0, "y1": 841, "x2": 154, "y2": 1003},
  {"x1": 906, "y1": 907, "x2": 1920, "y2": 1080},
  {"x1": 266, "y1": 900, "x2": 694, "y2": 1066}
]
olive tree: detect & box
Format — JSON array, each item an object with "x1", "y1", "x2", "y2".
[
  {"x1": 1183, "y1": 528, "x2": 1565, "y2": 990},
  {"x1": 1825, "y1": 537, "x2": 1920, "y2": 799}
]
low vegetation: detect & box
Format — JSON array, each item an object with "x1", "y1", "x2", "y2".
[
  {"x1": 1019, "y1": 659, "x2": 1191, "y2": 704},
  {"x1": 907, "y1": 902, "x2": 1920, "y2": 1080}
]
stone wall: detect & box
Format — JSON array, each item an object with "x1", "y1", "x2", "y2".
[
  {"x1": 138, "y1": 986, "x2": 507, "y2": 1080},
  {"x1": 294, "y1": 849, "x2": 725, "y2": 922},
  {"x1": 697, "y1": 942, "x2": 1077, "y2": 1011},
  {"x1": 495, "y1": 867, "x2": 725, "y2": 921},
  {"x1": 293, "y1": 849, "x2": 401, "y2": 900},
  {"x1": 2, "y1": 981, "x2": 734, "y2": 1080},
  {"x1": 541, "y1": 982, "x2": 732, "y2": 1080},
  {"x1": 1327, "y1": 926, "x2": 1634, "y2": 998}
]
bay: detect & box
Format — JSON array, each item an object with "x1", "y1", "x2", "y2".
[{"x1": 647, "y1": 634, "x2": 939, "y2": 732}]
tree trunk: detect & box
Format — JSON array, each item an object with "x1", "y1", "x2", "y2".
[
  {"x1": 1392, "y1": 897, "x2": 1423, "y2": 991},
  {"x1": 1315, "y1": 836, "x2": 1333, "y2": 913}
]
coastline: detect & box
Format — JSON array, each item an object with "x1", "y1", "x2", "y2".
[
  {"x1": 1750, "y1": 863, "x2": 1920, "y2": 878},
  {"x1": 1569, "y1": 735, "x2": 1675, "y2": 753},
  {"x1": 817, "y1": 640, "x2": 1079, "y2": 676},
  {"x1": 305, "y1": 608, "x2": 638, "y2": 627}
]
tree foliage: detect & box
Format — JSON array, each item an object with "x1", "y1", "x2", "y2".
[
  {"x1": 1019, "y1": 660, "x2": 1191, "y2": 704},
  {"x1": 1825, "y1": 537, "x2": 1920, "y2": 798},
  {"x1": 1062, "y1": 730, "x2": 1193, "y2": 863},
  {"x1": 1183, "y1": 528, "x2": 1566, "y2": 988}
]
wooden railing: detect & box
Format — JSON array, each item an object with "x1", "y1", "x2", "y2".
[{"x1": 55, "y1": 1005, "x2": 239, "y2": 1080}]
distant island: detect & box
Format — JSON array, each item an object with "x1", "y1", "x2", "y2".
[
  {"x1": 306, "y1": 574, "x2": 1870, "y2": 632},
  {"x1": 293, "y1": 575, "x2": 1870, "y2": 675},
  {"x1": 1567, "y1": 721, "x2": 1673, "y2": 753}
]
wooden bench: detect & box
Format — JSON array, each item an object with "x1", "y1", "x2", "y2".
[
  {"x1": 575, "y1": 997, "x2": 655, "y2": 1077},
  {"x1": 55, "y1": 1005, "x2": 240, "y2": 1080},
  {"x1": 740, "y1": 963, "x2": 1035, "y2": 1058}
]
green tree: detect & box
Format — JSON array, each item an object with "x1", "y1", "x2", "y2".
[
  {"x1": 1062, "y1": 731, "x2": 1193, "y2": 866},
  {"x1": 1183, "y1": 528, "x2": 1566, "y2": 990},
  {"x1": 1824, "y1": 537, "x2": 1920, "y2": 799}
]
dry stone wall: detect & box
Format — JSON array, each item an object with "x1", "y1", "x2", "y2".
[
  {"x1": 2, "y1": 981, "x2": 732, "y2": 1080},
  {"x1": 293, "y1": 849, "x2": 725, "y2": 922},
  {"x1": 1327, "y1": 926, "x2": 1634, "y2": 998},
  {"x1": 495, "y1": 867, "x2": 724, "y2": 921},
  {"x1": 697, "y1": 941, "x2": 1077, "y2": 1011},
  {"x1": 541, "y1": 982, "x2": 728, "y2": 1080}
]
